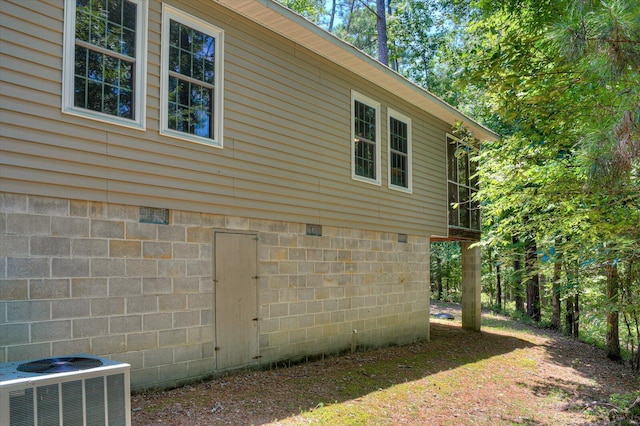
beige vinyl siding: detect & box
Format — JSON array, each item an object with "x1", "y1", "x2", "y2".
[{"x1": 0, "y1": 0, "x2": 449, "y2": 237}]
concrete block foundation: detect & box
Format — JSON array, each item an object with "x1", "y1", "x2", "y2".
[{"x1": 0, "y1": 193, "x2": 431, "y2": 390}]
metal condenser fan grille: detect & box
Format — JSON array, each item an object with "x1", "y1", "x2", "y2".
[{"x1": 17, "y1": 357, "x2": 103, "y2": 374}]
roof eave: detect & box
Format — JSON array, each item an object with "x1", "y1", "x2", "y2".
[{"x1": 214, "y1": 0, "x2": 499, "y2": 142}]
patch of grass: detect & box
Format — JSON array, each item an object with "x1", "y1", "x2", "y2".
[
  {"x1": 501, "y1": 352, "x2": 538, "y2": 370},
  {"x1": 609, "y1": 391, "x2": 640, "y2": 410},
  {"x1": 295, "y1": 401, "x2": 375, "y2": 425},
  {"x1": 485, "y1": 300, "x2": 638, "y2": 364},
  {"x1": 482, "y1": 313, "x2": 531, "y2": 331},
  {"x1": 583, "y1": 391, "x2": 640, "y2": 424},
  {"x1": 545, "y1": 386, "x2": 570, "y2": 402}
]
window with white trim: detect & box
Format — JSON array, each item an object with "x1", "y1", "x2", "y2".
[
  {"x1": 447, "y1": 134, "x2": 480, "y2": 232},
  {"x1": 161, "y1": 5, "x2": 224, "y2": 147},
  {"x1": 63, "y1": 0, "x2": 147, "y2": 128},
  {"x1": 388, "y1": 109, "x2": 412, "y2": 192},
  {"x1": 351, "y1": 91, "x2": 380, "y2": 184}
]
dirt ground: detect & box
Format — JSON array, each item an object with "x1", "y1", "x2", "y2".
[{"x1": 131, "y1": 304, "x2": 639, "y2": 425}]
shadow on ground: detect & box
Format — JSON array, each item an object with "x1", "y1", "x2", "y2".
[
  {"x1": 521, "y1": 327, "x2": 638, "y2": 405},
  {"x1": 132, "y1": 318, "x2": 538, "y2": 425},
  {"x1": 132, "y1": 303, "x2": 640, "y2": 425}
]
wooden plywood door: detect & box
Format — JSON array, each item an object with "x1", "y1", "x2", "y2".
[{"x1": 214, "y1": 232, "x2": 258, "y2": 370}]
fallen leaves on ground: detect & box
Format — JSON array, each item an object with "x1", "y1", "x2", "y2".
[{"x1": 131, "y1": 304, "x2": 639, "y2": 425}]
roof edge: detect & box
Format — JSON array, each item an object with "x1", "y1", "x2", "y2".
[{"x1": 214, "y1": 0, "x2": 499, "y2": 141}]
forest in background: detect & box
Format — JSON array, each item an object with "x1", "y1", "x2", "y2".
[{"x1": 276, "y1": 0, "x2": 640, "y2": 371}]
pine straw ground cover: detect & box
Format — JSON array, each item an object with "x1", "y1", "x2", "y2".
[{"x1": 131, "y1": 303, "x2": 639, "y2": 425}]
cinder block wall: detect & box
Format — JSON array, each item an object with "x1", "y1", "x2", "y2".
[
  {"x1": 0, "y1": 192, "x2": 430, "y2": 390},
  {"x1": 256, "y1": 224, "x2": 431, "y2": 364},
  {"x1": 0, "y1": 193, "x2": 216, "y2": 390}
]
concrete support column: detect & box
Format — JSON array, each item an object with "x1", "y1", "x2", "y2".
[{"x1": 461, "y1": 241, "x2": 482, "y2": 331}]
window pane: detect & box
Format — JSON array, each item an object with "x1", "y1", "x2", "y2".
[
  {"x1": 103, "y1": 86, "x2": 119, "y2": 115},
  {"x1": 354, "y1": 100, "x2": 375, "y2": 142},
  {"x1": 201, "y1": 39, "x2": 215, "y2": 84},
  {"x1": 170, "y1": 20, "x2": 215, "y2": 83},
  {"x1": 84, "y1": 0, "x2": 107, "y2": 47},
  {"x1": 192, "y1": 85, "x2": 211, "y2": 137},
  {"x1": 169, "y1": 45, "x2": 180, "y2": 73},
  {"x1": 167, "y1": 18, "x2": 216, "y2": 139},
  {"x1": 119, "y1": 88, "x2": 133, "y2": 118},
  {"x1": 123, "y1": 0, "x2": 137, "y2": 31},
  {"x1": 355, "y1": 139, "x2": 376, "y2": 179},
  {"x1": 390, "y1": 118, "x2": 407, "y2": 153},
  {"x1": 74, "y1": 76, "x2": 87, "y2": 109},
  {"x1": 87, "y1": 80, "x2": 103, "y2": 112},
  {"x1": 470, "y1": 191, "x2": 480, "y2": 230},
  {"x1": 75, "y1": 45, "x2": 88, "y2": 77},
  {"x1": 447, "y1": 138, "x2": 457, "y2": 182},
  {"x1": 102, "y1": 55, "x2": 119, "y2": 85},
  {"x1": 74, "y1": 46, "x2": 134, "y2": 117},
  {"x1": 87, "y1": 50, "x2": 103, "y2": 82},
  {"x1": 72, "y1": 0, "x2": 137, "y2": 119},
  {"x1": 448, "y1": 182, "x2": 458, "y2": 227},
  {"x1": 470, "y1": 158, "x2": 479, "y2": 190},
  {"x1": 75, "y1": 3, "x2": 91, "y2": 41},
  {"x1": 459, "y1": 186, "x2": 470, "y2": 228},
  {"x1": 119, "y1": 60, "x2": 133, "y2": 90},
  {"x1": 447, "y1": 136, "x2": 480, "y2": 231},
  {"x1": 390, "y1": 117, "x2": 408, "y2": 188},
  {"x1": 76, "y1": 0, "x2": 136, "y2": 56},
  {"x1": 391, "y1": 152, "x2": 407, "y2": 187},
  {"x1": 167, "y1": 77, "x2": 213, "y2": 138},
  {"x1": 122, "y1": 27, "x2": 136, "y2": 57},
  {"x1": 458, "y1": 149, "x2": 468, "y2": 186},
  {"x1": 108, "y1": 0, "x2": 122, "y2": 25}
]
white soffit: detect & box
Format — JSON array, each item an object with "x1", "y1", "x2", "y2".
[{"x1": 214, "y1": 0, "x2": 499, "y2": 142}]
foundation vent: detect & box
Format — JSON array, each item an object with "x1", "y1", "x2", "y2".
[
  {"x1": 306, "y1": 224, "x2": 322, "y2": 236},
  {"x1": 140, "y1": 206, "x2": 169, "y2": 224}
]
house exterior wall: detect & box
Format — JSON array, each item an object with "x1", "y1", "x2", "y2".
[
  {"x1": 0, "y1": 193, "x2": 429, "y2": 390},
  {"x1": 0, "y1": 0, "x2": 446, "y2": 389},
  {"x1": 0, "y1": 0, "x2": 450, "y2": 237}
]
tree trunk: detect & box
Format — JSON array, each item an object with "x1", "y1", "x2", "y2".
[
  {"x1": 513, "y1": 236, "x2": 524, "y2": 313},
  {"x1": 551, "y1": 256, "x2": 562, "y2": 330},
  {"x1": 621, "y1": 260, "x2": 640, "y2": 370},
  {"x1": 436, "y1": 257, "x2": 443, "y2": 300},
  {"x1": 387, "y1": 1, "x2": 398, "y2": 71},
  {"x1": 376, "y1": 0, "x2": 388, "y2": 66},
  {"x1": 487, "y1": 255, "x2": 495, "y2": 306},
  {"x1": 525, "y1": 238, "x2": 541, "y2": 321},
  {"x1": 606, "y1": 264, "x2": 621, "y2": 361},
  {"x1": 565, "y1": 297, "x2": 574, "y2": 337},
  {"x1": 496, "y1": 262, "x2": 502, "y2": 310},
  {"x1": 345, "y1": 0, "x2": 356, "y2": 32},
  {"x1": 573, "y1": 292, "x2": 580, "y2": 339},
  {"x1": 328, "y1": 0, "x2": 337, "y2": 31}
]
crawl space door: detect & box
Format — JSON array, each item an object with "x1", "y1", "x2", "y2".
[{"x1": 214, "y1": 232, "x2": 259, "y2": 370}]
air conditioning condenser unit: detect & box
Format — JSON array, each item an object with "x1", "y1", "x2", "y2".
[{"x1": 0, "y1": 354, "x2": 130, "y2": 426}]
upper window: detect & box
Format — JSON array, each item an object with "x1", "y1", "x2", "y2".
[
  {"x1": 63, "y1": 0, "x2": 147, "y2": 128},
  {"x1": 351, "y1": 91, "x2": 380, "y2": 185},
  {"x1": 447, "y1": 134, "x2": 480, "y2": 232},
  {"x1": 160, "y1": 5, "x2": 224, "y2": 147},
  {"x1": 388, "y1": 109, "x2": 412, "y2": 192}
]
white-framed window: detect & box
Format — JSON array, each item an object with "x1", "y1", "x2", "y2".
[
  {"x1": 387, "y1": 108, "x2": 412, "y2": 192},
  {"x1": 447, "y1": 133, "x2": 480, "y2": 231},
  {"x1": 62, "y1": 0, "x2": 148, "y2": 129},
  {"x1": 351, "y1": 91, "x2": 380, "y2": 185},
  {"x1": 160, "y1": 4, "x2": 224, "y2": 147}
]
